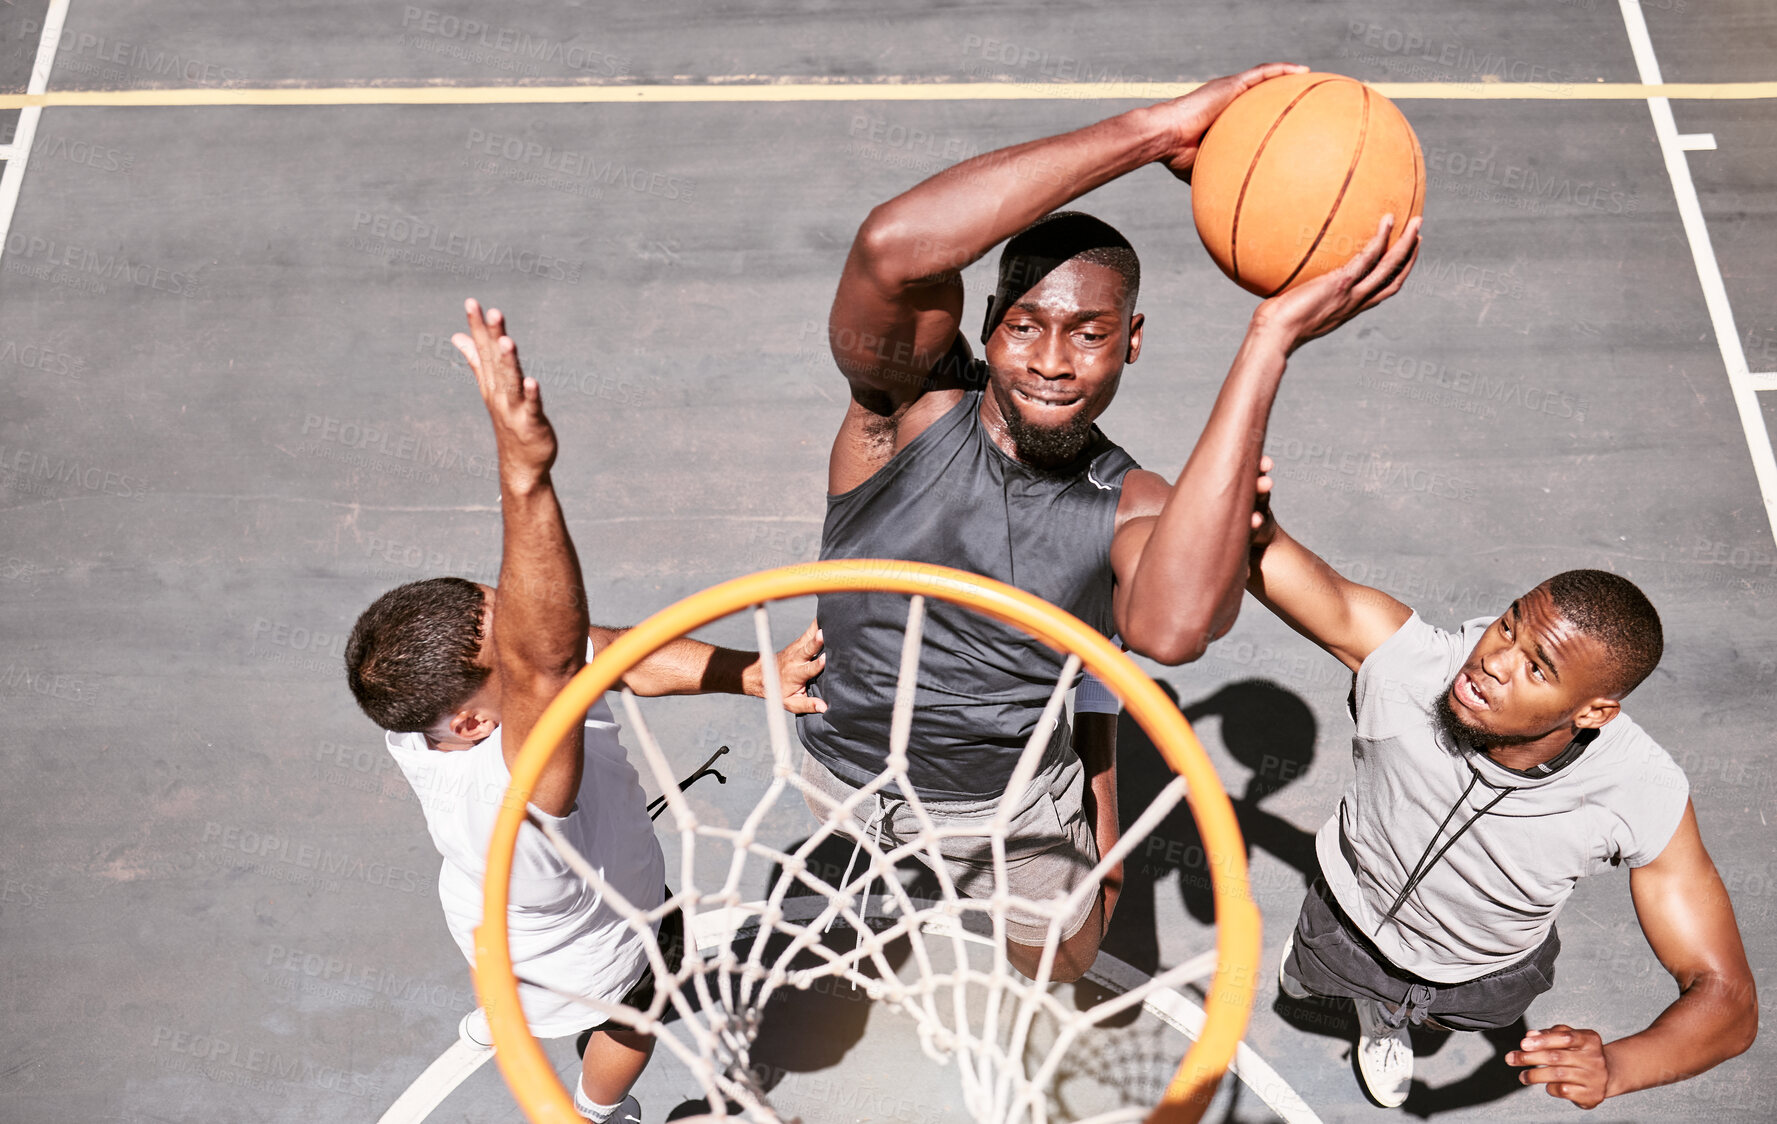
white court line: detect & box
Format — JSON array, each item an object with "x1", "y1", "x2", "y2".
[
  {"x1": 0, "y1": 0, "x2": 72, "y2": 269},
  {"x1": 1618, "y1": 0, "x2": 1777, "y2": 549},
  {"x1": 1751, "y1": 373, "x2": 1777, "y2": 393}
]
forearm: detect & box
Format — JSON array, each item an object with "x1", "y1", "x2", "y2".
[
  {"x1": 1602, "y1": 974, "x2": 1759, "y2": 1098},
  {"x1": 496, "y1": 479, "x2": 589, "y2": 682},
  {"x1": 589, "y1": 626, "x2": 760, "y2": 698},
  {"x1": 859, "y1": 106, "x2": 1172, "y2": 286},
  {"x1": 1123, "y1": 325, "x2": 1289, "y2": 663}
]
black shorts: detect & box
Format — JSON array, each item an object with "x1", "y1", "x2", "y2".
[
  {"x1": 582, "y1": 904, "x2": 687, "y2": 1035},
  {"x1": 1284, "y1": 873, "x2": 1558, "y2": 1032}
]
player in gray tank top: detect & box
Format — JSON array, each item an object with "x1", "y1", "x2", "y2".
[
  {"x1": 1245, "y1": 492, "x2": 1756, "y2": 1110},
  {"x1": 803, "y1": 64, "x2": 1422, "y2": 984}
]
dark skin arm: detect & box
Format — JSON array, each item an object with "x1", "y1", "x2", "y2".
[
  {"x1": 1073, "y1": 711, "x2": 1121, "y2": 925},
  {"x1": 1506, "y1": 801, "x2": 1757, "y2": 1107},
  {"x1": 1110, "y1": 216, "x2": 1420, "y2": 665},
  {"x1": 453, "y1": 299, "x2": 588, "y2": 817},
  {"x1": 826, "y1": 64, "x2": 1308, "y2": 487},
  {"x1": 1243, "y1": 487, "x2": 1414, "y2": 671}
]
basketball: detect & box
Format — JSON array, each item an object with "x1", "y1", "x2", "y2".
[{"x1": 1190, "y1": 72, "x2": 1424, "y2": 297}]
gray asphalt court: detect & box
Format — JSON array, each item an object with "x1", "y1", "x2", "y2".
[{"x1": 1, "y1": 1, "x2": 1773, "y2": 1122}]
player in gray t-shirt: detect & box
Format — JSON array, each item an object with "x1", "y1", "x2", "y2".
[{"x1": 1245, "y1": 479, "x2": 1756, "y2": 1111}]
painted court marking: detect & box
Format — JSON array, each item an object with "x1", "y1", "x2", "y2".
[
  {"x1": 1617, "y1": 0, "x2": 1777, "y2": 550},
  {"x1": 0, "y1": 0, "x2": 71, "y2": 268},
  {"x1": 0, "y1": 78, "x2": 1774, "y2": 110}
]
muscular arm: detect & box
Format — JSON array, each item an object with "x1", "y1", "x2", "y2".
[
  {"x1": 1111, "y1": 217, "x2": 1421, "y2": 666},
  {"x1": 453, "y1": 300, "x2": 588, "y2": 817},
  {"x1": 828, "y1": 65, "x2": 1304, "y2": 413},
  {"x1": 1508, "y1": 801, "x2": 1758, "y2": 1107},
  {"x1": 1244, "y1": 522, "x2": 1412, "y2": 672},
  {"x1": 1073, "y1": 712, "x2": 1121, "y2": 926}
]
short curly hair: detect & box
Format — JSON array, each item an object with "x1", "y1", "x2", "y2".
[
  {"x1": 344, "y1": 578, "x2": 490, "y2": 732},
  {"x1": 1543, "y1": 569, "x2": 1663, "y2": 698}
]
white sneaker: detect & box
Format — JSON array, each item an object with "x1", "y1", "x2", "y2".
[
  {"x1": 576, "y1": 1092, "x2": 642, "y2": 1123},
  {"x1": 1278, "y1": 933, "x2": 1311, "y2": 1000},
  {"x1": 1353, "y1": 997, "x2": 1413, "y2": 1108},
  {"x1": 457, "y1": 1010, "x2": 494, "y2": 1050}
]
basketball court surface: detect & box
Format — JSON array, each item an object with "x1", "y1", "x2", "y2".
[{"x1": 1, "y1": 1, "x2": 1773, "y2": 1121}]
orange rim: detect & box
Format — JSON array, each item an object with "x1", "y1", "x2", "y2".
[{"x1": 474, "y1": 560, "x2": 1259, "y2": 1124}]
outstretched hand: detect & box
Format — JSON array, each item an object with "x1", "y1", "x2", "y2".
[
  {"x1": 1507, "y1": 1024, "x2": 1611, "y2": 1109},
  {"x1": 1155, "y1": 63, "x2": 1308, "y2": 181},
  {"x1": 1254, "y1": 215, "x2": 1422, "y2": 354},
  {"x1": 452, "y1": 298, "x2": 557, "y2": 491}
]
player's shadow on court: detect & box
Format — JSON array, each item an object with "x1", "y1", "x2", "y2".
[
  {"x1": 667, "y1": 835, "x2": 925, "y2": 1120},
  {"x1": 1096, "y1": 679, "x2": 1320, "y2": 987}
]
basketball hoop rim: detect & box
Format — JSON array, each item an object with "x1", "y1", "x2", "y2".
[{"x1": 473, "y1": 559, "x2": 1261, "y2": 1124}]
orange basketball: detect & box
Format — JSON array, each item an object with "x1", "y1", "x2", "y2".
[{"x1": 1190, "y1": 73, "x2": 1424, "y2": 297}]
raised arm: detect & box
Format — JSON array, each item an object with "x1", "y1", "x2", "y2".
[
  {"x1": 1507, "y1": 801, "x2": 1757, "y2": 1107},
  {"x1": 1111, "y1": 217, "x2": 1421, "y2": 665},
  {"x1": 1242, "y1": 502, "x2": 1412, "y2": 672},
  {"x1": 453, "y1": 299, "x2": 588, "y2": 817},
  {"x1": 828, "y1": 64, "x2": 1306, "y2": 410}
]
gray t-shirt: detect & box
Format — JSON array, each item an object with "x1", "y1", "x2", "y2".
[{"x1": 1315, "y1": 613, "x2": 1689, "y2": 984}]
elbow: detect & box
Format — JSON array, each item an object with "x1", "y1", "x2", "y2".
[
  {"x1": 853, "y1": 205, "x2": 922, "y2": 289},
  {"x1": 1731, "y1": 985, "x2": 1760, "y2": 1059},
  {"x1": 1122, "y1": 621, "x2": 1211, "y2": 668}
]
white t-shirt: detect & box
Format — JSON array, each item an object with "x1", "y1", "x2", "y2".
[
  {"x1": 385, "y1": 694, "x2": 666, "y2": 1037},
  {"x1": 1315, "y1": 613, "x2": 1689, "y2": 984}
]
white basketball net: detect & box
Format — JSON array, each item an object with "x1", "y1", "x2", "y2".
[{"x1": 524, "y1": 595, "x2": 1213, "y2": 1124}]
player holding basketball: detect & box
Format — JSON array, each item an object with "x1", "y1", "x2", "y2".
[
  {"x1": 798, "y1": 63, "x2": 1422, "y2": 982},
  {"x1": 1248, "y1": 489, "x2": 1757, "y2": 1108},
  {"x1": 345, "y1": 301, "x2": 825, "y2": 1123}
]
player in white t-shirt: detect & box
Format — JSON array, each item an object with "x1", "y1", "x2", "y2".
[
  {"x1": 1244, "y1": 468, "x2": 1756, "y2": 1112},
  {"x1": 345, "y1": 300, "x2": 825, "y2": 1123}
]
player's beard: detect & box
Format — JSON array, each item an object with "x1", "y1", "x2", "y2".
[
  {"x1": 1434, "y1": 683, "x2": 1545, "y2": 752},
  {"x1": 989, "y1": 379, "x2": 1100, "y2": 468}
]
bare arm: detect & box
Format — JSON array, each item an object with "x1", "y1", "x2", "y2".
[
  {"x1": 1073, "y1": 712, "x2": 1121, "y2": 926},
  {"x1": 1508, "y1": 801, "x2": 1757, "y2": 1107},
  {"x1": 828, "y1": 64, "x2": 1307, "y2": 409},
  {"x1": 1243, "y1": 512, "x2": 1412, "y2": 673},
  {"x1": 453, "y1": 299, "x2": 587, "y2": 817},
  {"x1": 589, "y1": 620, "x2": 828, "y2": 714},
  {"x1": 1111, "y1": 217, "x2": 1421, "y2": 665}
]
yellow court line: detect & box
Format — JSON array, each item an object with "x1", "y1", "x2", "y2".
[{"x1": 0, "y1": 80, "x2": 1775, "y2": 109}]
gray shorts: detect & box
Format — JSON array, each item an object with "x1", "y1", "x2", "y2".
[
  {"x1": 1285, "y1": 874, "x2": 1558, "y2": 1032},
  {"x1": 799, "y1": 746, "x2": 1100, "y2": 947}
]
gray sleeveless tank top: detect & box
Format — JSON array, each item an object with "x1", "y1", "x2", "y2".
[{"x1": 795, "y1": 381, "x2": 1140, "y2": 799}]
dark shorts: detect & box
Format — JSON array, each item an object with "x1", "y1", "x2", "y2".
[
  {"x1": 583, "y1": 903, "x2": 686, "y2": 1035},
  {"x1": 1285, "y1": 875, "x2": 1558, "y2": 1032}
]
